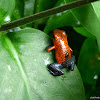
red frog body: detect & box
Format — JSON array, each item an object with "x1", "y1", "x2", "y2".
[
  {"x1": 53, "y1": 29, "x2": 72, "y2": 64},
  {"x1": 47, "y1": 29, "x2": 75, "y2": 76}
]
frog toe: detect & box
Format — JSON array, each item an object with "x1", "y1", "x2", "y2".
[
  {"x1": 70, "y1": 62, "x2": 74, "y2": 71},
  {"x1": 47, "y1": 62, "x2": 64, "y2": 76}
]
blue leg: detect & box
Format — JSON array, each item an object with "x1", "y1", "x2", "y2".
[
  {"x1": 47, "y1": 68, "x2": 63, "y2": 76},
  {"x1": 71, "y1": 51, "x2": 73, "y2": 57},
  {"x1": 67, "y1": 55, "x2": 75, "y2": 71},
  {"x1": 47, "y1": 62, "x2": 64, "y2": 76}
]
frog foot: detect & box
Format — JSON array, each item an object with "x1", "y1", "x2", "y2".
[
  {"x1": 67, "y1": 55, "x2": 75, "y2": 71},
  {"x1": 47, "y1": 62, "x2": 64, "y2": 76}
]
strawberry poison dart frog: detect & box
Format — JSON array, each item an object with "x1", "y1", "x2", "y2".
[{"x1": 47, "y1": 29, "x2": 75, "y2": 76}]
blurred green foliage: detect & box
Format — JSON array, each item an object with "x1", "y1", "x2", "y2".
[{"x1": 0, "y1": 0, "x2": 100, "y2": 100}]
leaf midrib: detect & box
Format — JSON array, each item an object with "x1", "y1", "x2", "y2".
[{"x1": 4, "y1": 35, "x2": 32, "y2": 100}]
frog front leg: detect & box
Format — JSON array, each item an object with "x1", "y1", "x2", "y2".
[
  {"x1": 47, "y1": 62, "x2": 64, "y2": 76},
  {"x1": 62, "y1": 52, "x2": 75, "y2": 71},
  {"x1": 67, "y1": 55, "x2": 75, "y2": 71}
]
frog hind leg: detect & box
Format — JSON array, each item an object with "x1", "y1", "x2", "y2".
[
  {"x1": 67, "y1": 55, "x2": 75, "y2": 71},
  {"x1": 47, "y1": 62, "x2": 64, "y2": 76}
]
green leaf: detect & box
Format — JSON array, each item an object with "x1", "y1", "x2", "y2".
[
  {"x1": 23, "y1": 0, "x2": 35, "y2": 27},
  {"x1": 24, "y1": 0, "x2": 57, "y2": 27},
  {"x1": 92, "y1": 1, "x2": 100, "y2": 21},
  {"x1": 65, "y1": 0, "x2": 100, "y2": 38},
  {"x1": 11, "y1": 0, "x2": 24, "y2": 20},
  {"x1": 33, "y1": 0, "x2": 58, "y2": 28},
  {"x1": 77, "y1": 38, "x2": 100, "y2": 86},
  {"x1": 92, "y1": 1, "x2": 100, "y2": 52},
  {"x1": 97, "y1": 38, "x2": 100, "y2": 51},
  {"x1": 74, "y1": 27, "x2": 95, "y2": 38},
  {"x1": 0, "y1": 0, "x2": 15, "y2": 26},
  {"x1": 0, "y1": 28, "x2": 85, "y2": 100},
  {"x1": 44, "y1": 0, "x2": 79, "y2": 33},
  {"x1": 24, "y1": 0, "x2": 35, "y2": 17},
  {"x1": 34, "y1": 0, "x2": 58, "y2": 13},
  {"x1": 24, "y1": 0, "x2": 57, "y2": 17}
]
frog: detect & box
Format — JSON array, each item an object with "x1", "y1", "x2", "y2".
[{"x1": 47, "y1": 29, "x2": 75, "y2": 76}]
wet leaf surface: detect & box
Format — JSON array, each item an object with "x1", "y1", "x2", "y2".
[{"x1": 0, "y1": 28, "x2": 85, "y2": 100}]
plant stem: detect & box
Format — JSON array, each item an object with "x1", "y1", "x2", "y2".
[{"x1": 0, "y1": 0, "x2": 98, "y2": 31}]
